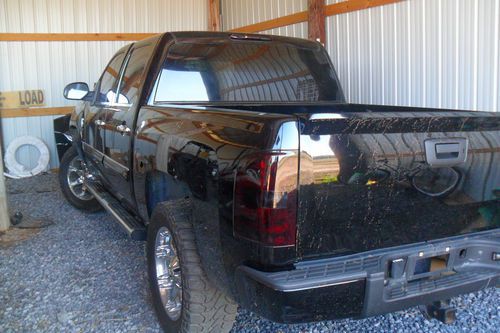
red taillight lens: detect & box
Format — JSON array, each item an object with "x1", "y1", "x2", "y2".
[{"x1": 233, "y1": 151, "x2": 298, "y2": 247}]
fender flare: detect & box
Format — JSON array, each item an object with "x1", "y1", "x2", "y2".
[{"x1": 4, "y1": 136, "x2": 50, "y2": 178}]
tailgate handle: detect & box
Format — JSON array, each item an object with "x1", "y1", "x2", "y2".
[
  {"x1": 435, "y1": 143, "x2": 460, "y2": 159},
  {"x1": 424, "y1": 138, "x2": 468, "y2": 167}
]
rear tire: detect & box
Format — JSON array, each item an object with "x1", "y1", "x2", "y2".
[
  {"x1": 147, "y1": 199, "x2": 237, "y2": 333},
  {"x1": 58, "y1": 146, "x2": 102, "y2": 212}
]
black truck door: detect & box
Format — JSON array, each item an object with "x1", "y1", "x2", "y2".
[
  {"x1": 83, "y1": 45, "x2": 130, "y2": 173},
  {"x1": 101, "y1": 37, "x2": 159, "y2": 207}
]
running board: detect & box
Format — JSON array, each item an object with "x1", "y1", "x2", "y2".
[{"x1": 85, "y1": 181, "x2": 146, "y2": 241}]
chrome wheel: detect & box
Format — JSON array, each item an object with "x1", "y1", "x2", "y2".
[
  {"x1": 155, "y1": 227, "x2": 182, "y2": 321},
  {"x1": 66, "y1": 155, "x2": 93, "y2": 201}
]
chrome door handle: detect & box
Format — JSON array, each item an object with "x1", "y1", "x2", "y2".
[
  {"x1": 116, "y1": 124, "x2": 131, "y2": 134},
  {"x1": 94, "y1": 119, "x2": 105, "y2": 127}
]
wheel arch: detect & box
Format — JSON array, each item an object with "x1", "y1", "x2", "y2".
[
  {"x1": 139, "y1": 138, "x2": 239, "y2": 299},
  {"x1": 144, "y1": 169, "x2": 192, "y2": 219}
]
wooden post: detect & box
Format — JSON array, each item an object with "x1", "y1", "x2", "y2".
[
  {"x1": 308, "y1": 0, "x2": 326, "y2": 44},
  {"x1": 0, "y1": 141, "x2": 9, "y2": 231},
  {"x1": 208, "y1": 0, "x2": 221, "y2": 31}
]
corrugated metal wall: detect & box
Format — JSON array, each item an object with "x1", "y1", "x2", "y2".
[
  {"x1": 326, "y1": 0, "x2": 500, "y2": 112},
  {"x1": 222, "y1": 0, "x2": 308, "y2": 38},
  {"x1": 0, "y1": 0, "x2": 207, "y2": 169},
  {"x1": 222, "y1": 0, "x2": 500, "y2": 112}
]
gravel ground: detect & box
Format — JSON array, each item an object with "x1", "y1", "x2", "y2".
[{"x1": 0, "y1": 173, "x2": 498, "y2": 332}]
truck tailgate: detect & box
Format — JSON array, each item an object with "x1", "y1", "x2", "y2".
[{"x1": 296, "y1": 106, "x2": 500, "y2": 260}]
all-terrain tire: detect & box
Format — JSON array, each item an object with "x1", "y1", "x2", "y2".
[
  {"x1": 58, "y1": 146, "x2": 102, "y2": 212},
  {"x1": 147, "y1": 199, "x2": 237, "y2": 333}
]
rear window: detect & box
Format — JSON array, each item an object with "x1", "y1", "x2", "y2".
[{"x1": 152, "y1": 41, "x2": 344, "y2": 103}]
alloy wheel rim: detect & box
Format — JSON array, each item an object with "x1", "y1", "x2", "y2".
[
  {"x1": 66, "y1": 156, "x2": 93, "y2": 201},
  {"x1": 155, "y1": 227, "x2": 182, "y2": 321}
]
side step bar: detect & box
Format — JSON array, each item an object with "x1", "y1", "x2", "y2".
[{"x1": 85, "y1": 181, "x2": 146, "y2": 241}]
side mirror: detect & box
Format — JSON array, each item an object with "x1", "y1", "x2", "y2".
[{"x1": 63, "y1": 82, "x2": 90, "y2": 100}]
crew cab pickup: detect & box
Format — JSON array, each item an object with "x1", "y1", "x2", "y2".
[{"x1": 56, "y1": 31, "x2": 500, "y2": 332}]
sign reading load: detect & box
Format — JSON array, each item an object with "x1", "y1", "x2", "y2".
[{"x1": 0, "y1": 90, "x2": 45, "y2": 109}]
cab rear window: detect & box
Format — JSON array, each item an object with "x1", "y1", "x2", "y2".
[{"x1": 152, "y1": 41, "x2": 344, "y2": 103}]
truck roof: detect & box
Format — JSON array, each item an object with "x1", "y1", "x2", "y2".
[{"x1": 165, "y1": 31, "x2": 320, "y2": 49}]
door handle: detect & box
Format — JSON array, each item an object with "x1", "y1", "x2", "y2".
[
  {"x1": 116, "y1": 124, "x2": 131, "y2": 134},
  {"x1": 94, "y1": 119, "x2": 105, "y2": 127}
]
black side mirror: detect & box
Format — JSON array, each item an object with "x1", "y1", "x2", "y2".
[{"x1": 63, "y1": 82, "x2": 90, "y2": 100}]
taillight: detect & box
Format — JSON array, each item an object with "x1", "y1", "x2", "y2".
[{"x1": 233, "y1": 151, "x2": 298, "y2": 247}]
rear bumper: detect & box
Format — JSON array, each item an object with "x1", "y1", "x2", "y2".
[{"x1": 235, "y1": 230, "x2": 500, "y2": 323}]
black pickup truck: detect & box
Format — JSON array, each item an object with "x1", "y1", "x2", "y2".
[{"x1": 55, "y1": 31, "x2": 499, "y2": 332}]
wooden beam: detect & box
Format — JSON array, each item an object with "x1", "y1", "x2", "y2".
[
  {"x1": 0, "y1": 33, "x2": 157, "y2": 42},
  {"x1": 229, "y1": 11, "x2": 308, "y2": 33},
  {"x1": 0, "y1": 106, "x2": 74, "y2": 118},
  {"x1": 308, "y1": 0, "x2": 326, "y2": 44},
  {"x1": 208, "y1": 0, "x2": 221, "y2": 31},
  {"x1": 325, "y1": 0, "x2": 401, "y2": 16},
  {"x1": 230, "y1": 0, "x2": 401, "y2": 34}
]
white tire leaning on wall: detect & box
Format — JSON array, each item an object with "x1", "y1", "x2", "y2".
[{"x1": 4, "y1": 136, "x2": 50, "y2": 178}]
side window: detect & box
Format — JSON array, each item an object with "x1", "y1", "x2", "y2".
[
  {"x1": 116, "y1": 42, "x2": 155, "y2": 106},
  {"x1": 96, "y1": 51, "x2": 127, "y2": 104}
]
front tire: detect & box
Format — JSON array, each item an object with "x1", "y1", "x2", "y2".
[
  {"x1": 147, "y1": 200, "x2": 237, "y2": 333},
  {"x1": 58, "y1": 146, "x2": 102, "y2": 212}
]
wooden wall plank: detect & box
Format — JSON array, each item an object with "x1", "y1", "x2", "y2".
[
  {"x1": 230, "y1": 0, "x2": 401, "y2": 34},
  {"x1": 0, "y1": 33, "x2": 157, "y2": 41},
  {"x1": 308, "y1": 0, "x2": 326, "y2": 44},
  {"x1": 229, "y1": 11, "x2": 308, "y2": 33},
  {"x1": 324, "y1": 0, "x2": 401, "y2": 17},
  {"x1": 0, "y1": 106, "x2": 74, "y2": 118}
]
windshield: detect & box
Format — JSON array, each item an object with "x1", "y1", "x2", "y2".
[{"x1": 152, "y1": 40, "x2": 345, "y2": 104}]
